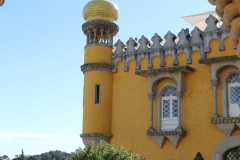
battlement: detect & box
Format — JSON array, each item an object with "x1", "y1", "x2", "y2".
[{"x1": 112, "y1": 15, "x2": 237, "y2": 72}]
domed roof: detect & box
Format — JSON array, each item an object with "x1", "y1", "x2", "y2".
[{"x1": 83, "y1": 0, "x2": 119, "y2": 22}]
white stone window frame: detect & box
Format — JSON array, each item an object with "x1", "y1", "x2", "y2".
[
  {"x1": 210, "y1": 60, "x2": 240, "y2": 137},
  {"x1": 222, "y1": 70, "x2": 240, "y2": 117},
  {"x1": 136, "y1": 66, "x2": 194, "y2": 148},
  {"x1": 210, "y1": 60, "x2": 240, "y2": 118},
  {"x1": 148, "y1": 72, "x2": 185, "y2": 132},
  {"x1": 157, "y1": 83, "x2": 178, "y2": 131}
]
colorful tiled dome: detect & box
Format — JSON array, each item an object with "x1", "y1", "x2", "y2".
[{"x1": 83, "y1": 0, "x2": 119, "y2": 22}]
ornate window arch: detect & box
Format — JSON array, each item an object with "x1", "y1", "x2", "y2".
[
  {"x1": 135, "y1": 66, "x2": 194, "y2": 148},
  {"x1": 213, "y1": 135, "x2": 240, "y2": 160},
  {"x1": 223, "y1": 147, "x2": 240, "y2": 159}
]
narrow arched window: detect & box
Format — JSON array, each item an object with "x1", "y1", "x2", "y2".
[
  {"x1": 161, "y1": 86, "x2": 178, "y2": 130},
  {"x1": 228, "y1": 74, "x2": 240, "y2": 117}
]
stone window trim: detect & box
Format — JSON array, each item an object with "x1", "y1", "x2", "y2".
[
  {"x1": 136, "y1": 67, "x2": 195, "y2": 148},
  {"x1": 209, "y1": 60, "x2": 240, "y2": 137},
  {"x1": 213, "y1": 135, "x2": 240, "y2": 160},
  {"x1": 147, "y1": 72, "x2": 187, "y2": 131},
  {"x1": 210, "y1": 60, "x2": 240, "y2": 119}
]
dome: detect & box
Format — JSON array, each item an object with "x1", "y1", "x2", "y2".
[{"x1": 83, "y1": 0, "x2": 119, "y2": 22}]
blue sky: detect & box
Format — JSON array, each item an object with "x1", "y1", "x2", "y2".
[{"x1": 0, "y1": 0, "x2": 214, "y2": 158}]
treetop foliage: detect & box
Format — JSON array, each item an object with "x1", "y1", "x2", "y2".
[
  {"x1": 67, "y1": 141, "x2": 145, "y2": 160},
  {"x1": 2, "y1": 141, "x2": 144, "y2": 160}
]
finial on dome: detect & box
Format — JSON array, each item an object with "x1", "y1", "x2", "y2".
[{"x1": 83, "y1": 0, "x2": 119, "y2": 22}]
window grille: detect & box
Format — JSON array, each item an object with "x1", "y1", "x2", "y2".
[
  {"x1": 228, "y1": 74, "x2": 240, "y2": 117},
  {"x1": 224, "y1": 147, "x2": 240, "y2": 160},
  {"x1": 161, "y1": 86, "x2": 178, "y2": 130}
]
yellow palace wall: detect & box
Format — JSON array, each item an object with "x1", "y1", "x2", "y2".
[{"x1": 109, "y1": 37, "x2": 240, "y2": 160}]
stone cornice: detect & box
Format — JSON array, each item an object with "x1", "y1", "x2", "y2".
[
  {"x1": 82, "y1": 20, "x2": 119, "y2": 36},
  {"x1": 147, "y1": 130, "x2": 186, "y2": 136},
  {"x1": 199, "y1": 55, "x2": 240, "y2": 64},
  {"x1": 81, "y1": 63, "x2": 114, "y2": 73},
  {"x1": 135, "y1": 66, "x2": 195, "y2": 77},
  {"x1": 80, "y1": 133, "x2": 112, "y2": 138},
  {"x1": 147, "y1": 128, "x2": 186, "y2": 148},
  {"x1": 210, "y1": 116, "x2": 240, "y2": 124}
]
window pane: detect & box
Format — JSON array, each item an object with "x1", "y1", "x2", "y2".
[
  {"x1": 230, "y1": 86, "x2": 240, "y2": 104},
  {"x1": 229, "y1": 74, "x2": 239, "y2": 83},
  {"x1": 163, "y1": 100, "x2": 170, "y2": 118},
  {"x1": 172, "y1": 99, "x2": 178, "y2": 118},
  {"x1": 95, "y1": 84, "x2": 101, "y2": 104},
  {"x1": 162, "y1": 86, "x2": 177, "y2": 97}
]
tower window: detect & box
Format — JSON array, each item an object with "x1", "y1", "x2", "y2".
[{"x1": 95, "y1": 84, "x2": 101, "y2": 104}]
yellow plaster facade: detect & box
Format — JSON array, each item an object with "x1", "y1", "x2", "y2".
[{"x1": 80, "y1": 1, "x2": 240, "y2": 159}]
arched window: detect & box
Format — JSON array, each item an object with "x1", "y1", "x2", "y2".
[
  {"x1": 223, "y1": 147, "x2": 240, "y2": 160},
  {"x1": 161, "y1": 86, "x2": 178, "y2": 130},
  {"x1": 228, "y1": 74, "x2": 240, "y2": 117}
]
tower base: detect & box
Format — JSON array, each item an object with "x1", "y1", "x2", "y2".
[{"x1": 80, "y1": 133, "x2": 112, "y2": 146}]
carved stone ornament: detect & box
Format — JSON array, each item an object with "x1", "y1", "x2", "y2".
[
  {"x1": 82, "y1": 20, "x2": 119, "y2": 36},
  {"x1": 199, "y1": 55, "x2": 240, "y2": 64},
  {"x1": 211, "y1": 117, "x2": 240, "y2": 124},
  {"x1": 211, "y1": 79, "x2": 219, "y2": 87},
  {"x1": 0, "y1": 0, "x2": 4, "y2": 6},
  {"x1": 80, "y1": 133, "x2": 112, "y2": 146},
  {"x1": 81, "y1": 63, "x2": 114, "y2": 73},
  {"x1": 147, "y1": 128, "x2": 186, "y2": 148},
  {"x1": 135, "y1": 66, "x2": 195, "y2": 77},
  {"x1": 211, "y1": 117, "x2": 240, "y2": 136}
]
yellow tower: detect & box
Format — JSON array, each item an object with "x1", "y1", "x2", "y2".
[{"x1": 80, "y1": 0, "x2": 119, "y2": 145}]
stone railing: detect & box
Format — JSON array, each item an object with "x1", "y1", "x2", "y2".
[
  {"x1": 112, "y1": 15, "x2": 234, "y2": 72},
  {"x1": 208, "y1": 0, "x2": 240, "y2": 56}
]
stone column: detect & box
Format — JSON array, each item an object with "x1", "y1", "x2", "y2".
[
  {"x1": 176, "y1": 91, "x2": 183, "y2": 130},
  {"x1": 211, "y1": 79, "x2": 219, "y2": 117},
  {"x1": 147, "y1": 93, "x2": 155, "y2": 132}
]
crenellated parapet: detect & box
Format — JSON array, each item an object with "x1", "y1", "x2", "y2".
[{"x1": 112, "y1": 15, "x2": 233, "y2": 72}]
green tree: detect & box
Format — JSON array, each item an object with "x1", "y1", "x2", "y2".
[
  {"x1": 13, "y1": 150, "x2": 27, "y2": 160},
  {"x1": 0, "y1": 155, "x2": 10, "y2": 160},
  {"x1": 67, "y1": 141, "x2": 145, "y2": 160}
]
